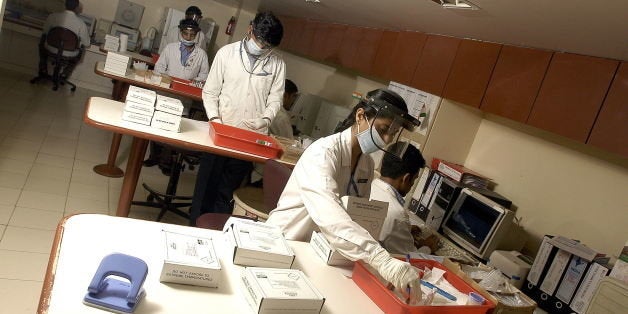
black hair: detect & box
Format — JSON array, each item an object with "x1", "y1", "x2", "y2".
[
  {"x1": 178, "y1": 19, "x2": 200, "y2": 31},
  {"x1": 66, "y1": 0, "x2": 79, "y2": 10},
  {"x1": 185, "y1": 6, "x2": 202, "y2": 16},
  {"x1": 380, "y1": 143, "x2": 425, "y2": 179},
  {"x1": 334, "y1": 88, "x2": 408, "y2": 133},
  {"x1": 252, "y1": 11, "x2": 283, "y2": 47},
  {"x1": 285, "y1": 79, "x2": 298, "y2": 94}
]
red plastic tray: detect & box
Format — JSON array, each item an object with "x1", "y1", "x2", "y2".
[
  {"x1": 352, "y1": 259, "x2": 495, "y2": 314},
  {"x1": 208, "y1": 122, "x2": 283, "y2": 159},
  {"x1": 170, "y1": 77, "x2": 202, "y2": 98}
]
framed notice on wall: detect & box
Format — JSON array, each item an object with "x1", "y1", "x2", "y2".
[{"x1": 388, "y1": 82, "x2": 441, "y2": 136}]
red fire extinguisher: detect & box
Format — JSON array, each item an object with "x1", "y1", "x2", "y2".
[{"x1": 225, "y1": 16, "x2": 236, "y2": 35}]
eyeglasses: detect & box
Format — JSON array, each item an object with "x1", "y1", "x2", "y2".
[
  {"x1": 250, "y1": 32, "x2": 272, "y2": 50},
  {"x1": 180, "y1": 30, "x2": 198, "y2": 37}
]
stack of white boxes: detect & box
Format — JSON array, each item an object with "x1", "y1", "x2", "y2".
[
  {"x1": 103, "y1": 34, "x2": 120, "y2": 52},
  {"x1": 152, "y1": 95, "x2": 183, "y2": 132},
  {"x1": 122, "y1": 86, "x2": 156, "y2": 126},
  {"x1": 104, "y1": 51, "x2": 131, "y2": 76}
]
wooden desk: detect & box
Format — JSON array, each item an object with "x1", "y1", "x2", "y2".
[
  {"x1": 92, "y1": 61, "x2": 202, "y2": 177},
  {"x1": 84, "y1": 97, "x2": 295, "y2": 217},
  {"x1": 38, "y1": 214, "x2": 382, "y2": 314}
]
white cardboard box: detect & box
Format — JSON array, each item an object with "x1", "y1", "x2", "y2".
[
  {"x1": 341, "y1": 196, "x2": 388, "y2": 240},
  {"x1": 151, "y1": 110, "x2": 181, "y2": 132},
  {"x1": 126, "y1": 85, "x2": 157, "y2": 107},
  {"x1": 241, "y1": 267, "x2": 325, "y2": 314},
  {"x1": 223, "y1": 217, "x2": 295, "y2": 268},
  {"x1": 156, "y1": 95, "x2": 184, "y2": 116},
  {"x1": 309, "y1": 231, "x2": 352, "y2": 266},
  {"x1": 159, "y1": 230, "x2": 221, "y2": 288},
  {"x1": 121, "y1": 110, "x2": 152, "y2": 125},
  {"x1": 124, "y1": 100, "x2": 155, "y2": 116}
]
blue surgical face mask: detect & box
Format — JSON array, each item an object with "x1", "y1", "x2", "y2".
[
  {"x1": 181, "y1": 39, "x2": 195, "y2": 46},
  {"x1": 356, "y1": 119, "x2": 386, "y2": 154},
  {"x1": 246, "y1": 37, "x2": 267, "y2": 56}
]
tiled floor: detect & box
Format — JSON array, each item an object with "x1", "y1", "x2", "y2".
[{"x1": 0, "y1": 68, "x2": 196, "y2": 313}]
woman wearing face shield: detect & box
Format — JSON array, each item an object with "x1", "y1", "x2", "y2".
[
  {"x1": 163, "y1": 6, "x2": 208, "y2": 52},
  {"x1": 190, "y1": 12, "x2": 286, "y2": 224},
  {"x1": 266, "y1": 88, "x2": 424, "y2": 303}
]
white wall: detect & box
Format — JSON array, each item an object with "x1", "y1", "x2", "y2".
[
  {"x1": 464, "y1": 115, "x2": 628, "y2": 256},
  {"x1": 0, "y1": 0, "x2": 6, "y2": 29}
]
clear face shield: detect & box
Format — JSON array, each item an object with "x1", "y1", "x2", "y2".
[{"x1": 361, "y1": 100, "x2": 421, "y2": 159}]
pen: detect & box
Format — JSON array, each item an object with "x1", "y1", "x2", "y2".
[{"x1": 420, "y1": 280, "x2": 457, "y2": 301}]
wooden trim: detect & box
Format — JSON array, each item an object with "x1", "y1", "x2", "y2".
[{"x1": 37, "y1": 215, "x2": 74, "y2": 313}]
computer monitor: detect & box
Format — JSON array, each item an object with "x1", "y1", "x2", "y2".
[
  {"x1": 78, "y1": 14, "x2": 96, "y2": 38},
  {"x1": 441, "y1": 188, "x2": 516, "y2": 260},
  {"x1": 110, "y1": 23, "x2": 140, "y2": 51}
]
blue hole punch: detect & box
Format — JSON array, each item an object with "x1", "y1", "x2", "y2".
[{"x1": 83, "y1": 253, "x2": 148, "y2": 313}]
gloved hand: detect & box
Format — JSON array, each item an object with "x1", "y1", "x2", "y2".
[
  {"x1": 368, "y1": 246, "x2": 422, "y2": 304},
  {"x1": 243, "y1": 118, "x2": 269, "y2": 130}
]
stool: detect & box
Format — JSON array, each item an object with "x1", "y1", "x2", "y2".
[{"x1": 132, "y1": 148, "x2": 200, "y2": 221}]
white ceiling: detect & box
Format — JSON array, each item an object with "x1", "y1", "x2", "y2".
[{"x1": 258, "y1": 0, "x2": 628, "y2": 61}]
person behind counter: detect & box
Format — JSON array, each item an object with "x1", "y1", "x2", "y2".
[
  {"x1": 371, "y1": 142, "x2": 426, "y2": 254},
  {"x1": 164, "y1": 6, "x2": 208, "y2": 52},
  {"x1": 37, "y1": 0, "x2": 91, "y2": 79},
  {"x1": 189, "y1": 12, "x2": 286, "y2": 223},
  {"x1": 269, "y1": 79, "x2": 299, "y2": 139},
  {"x1": 266, "y1": 88, "x2": 424, "y2": 303},
  {"x1": 144, "y1": 18, "x2": 209, "y2": 174}
]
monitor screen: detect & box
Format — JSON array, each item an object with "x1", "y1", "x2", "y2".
[{"x1": 443, "y1": 194, "x2": 501, "y2": 250}]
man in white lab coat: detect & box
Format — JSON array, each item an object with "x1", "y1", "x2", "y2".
[
  {"x1": 189, "y1": 12, "x2": 286, "y2": 224},
  {"x1": 37, "y1": 0, "x2": 91, "y2": 77},
  {"x1": 154, "y1": 19, "x2": 209, "y2": 81},
  {"x1": 163, "y1": 6, "x2": 207, "y2": 53},
  {"x1": 370, "y1": 142, "x2": 426, "y2": 254}
]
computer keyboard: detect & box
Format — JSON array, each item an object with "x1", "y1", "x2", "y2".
[{"x1": 434, "y1": 237, "x2": 478, "y2": 265}]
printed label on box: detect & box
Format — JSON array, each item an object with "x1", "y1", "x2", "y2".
[
  {"x1": 160, "y1": 230, "x2": 221, "y2": 288},
  {"x1": 121, "y1": 110, "x2": 152, "y2": 125}
]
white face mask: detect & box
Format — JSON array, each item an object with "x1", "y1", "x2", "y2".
[
  {"x1": 356, "y1": 119, "x2": 386, "y2": 154},
  {"x1": 181, "y1": 39, "x2": 195, "y2": 46},
  {"x1": 246, "y1": 37, "x2": 267, "y2": 56}
]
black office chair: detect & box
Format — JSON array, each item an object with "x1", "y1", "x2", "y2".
[
  {"x1": 30, "y1": 27, "x2": 83, "y2": 92},
  {"x1": 132, "y1": 145, "x2": 201, "y2": 221}
]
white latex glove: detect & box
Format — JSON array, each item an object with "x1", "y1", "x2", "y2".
[
  {"x1": 243, "y1": 118, "x2": 269, "y2": 130},
  {"x1": 368, "y1": 246, "x2": 422, "y2": 304}
]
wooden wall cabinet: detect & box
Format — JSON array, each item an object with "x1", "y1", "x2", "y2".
[
  {"x1": 481, "y1": 46, "x2": 553, "y2": 123},
  {"x1": 337, "y1": 26, "x2": 382, "y2": 74},
  {"x1": 279, "y1": 17, "x2": 304, "y2": 52},
  {"x1": 319, "y1": 23, "x2": 347, "y2": 64},
  {"x1": 292, "y1": 20, "x2": 318, "y2": 56},
  {"x1": 527, "y1": 53, "x2": 619, "y2": 142},
  {"x1": 410, "y1": 35, "x2": 461, "y2": 96},
  {"x1": 442, "y1": 39, "x2": 502, "y2": 108},
  {"x1": 385, "y1": 31, "x2": 427, "y2": 85},
  {"x1": 371, "y1": 30, "x2": 399, "y2": 79},
  {"x1": 587, "y1": 62, "x2": 628, "y2": 157}
]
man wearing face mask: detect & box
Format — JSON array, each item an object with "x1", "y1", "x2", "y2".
[
  {"x1": 154, "y1": 18, "x2": 209, "y2": 81},
  {"x1": 164, "y1": 6, "x2": 208, "y2": 52},
  {"x1": 189, "y1": 12, "x2": 285, "y2": 225}
]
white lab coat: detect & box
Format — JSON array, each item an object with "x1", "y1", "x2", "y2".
[
  {"x1": 154, "y1": 42, "x2": 209, "y2": 81},
  {"x1": 42, "y1": 10, "x2": 91, "y2": 56},
  {"x1": 270, "y1": 107, "x2": 293, "y2": 139},
  {"x1": 266, "y1": 128, "x2": 381, "y2": 262},
  {"x1": 202, "y1": 41, "x2": 285, "y2": 133},
  {"x1": 370, "y1": 178, "x2": 416, "y2": 254},
  {"x1": 164, "y1": 25, "x2": 207, "y2": 52}
]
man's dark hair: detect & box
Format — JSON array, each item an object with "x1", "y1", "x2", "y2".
[
  {"x1": 380, "y1": 143, "x2": 425, "y2": 179},
  {"x1": 185, "y1": 6, "x2": 202, "y2": 16},
  {"x1": 252, "y1": 11, "x2": 283, "y2": 47},
  {"x1": 66, "y1": 0, "x2": 79, "y2": 10},
  {"x1": 285, "y1": 79, "x2": 298, "y2": 94}
]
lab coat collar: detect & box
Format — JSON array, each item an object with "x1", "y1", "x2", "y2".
[
  {"x1": 373, "y1": 178, "x2": 406, "y2": 206},
  {"x1": 339, "y1": 128, "x2": 354, "y2": 168}
]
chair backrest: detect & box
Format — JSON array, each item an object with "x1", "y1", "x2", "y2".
[
  {"x1": 263, "y1": 159, "x2": 293, "y2": 209},
  {"x1": 46, "y1": 27, "x2": 80, "y2": 52}
]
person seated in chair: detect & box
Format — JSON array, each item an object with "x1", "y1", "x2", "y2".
[
  {"x1": 370, "y1": 142, "x2": 426, "y2": 254},
  {"x1": 37, "y1": 0, "x2": 91, "y2": 79},
  {"x1": 146, "y1": 18, "x2": 209, "y2": 175}
]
